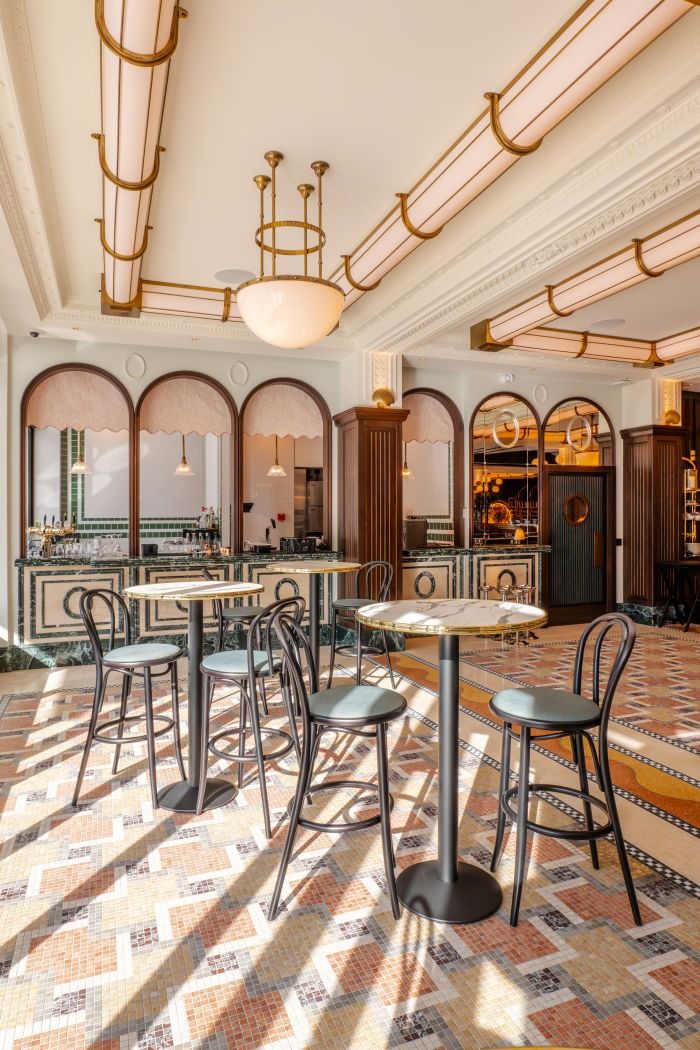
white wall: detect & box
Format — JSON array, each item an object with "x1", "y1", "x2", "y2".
[
  {"x1": 403, "y1": 441, "x2": 450, "y2": 516},
  {"x1": 84, "y1": 429, "x2": 130, "y2": 519},
  {"x1": 242, "y1": 434, "x2": 323, "y2": 545},
  {"x1": 32, "y1": 427, "x2": 62, "y2": 520}
]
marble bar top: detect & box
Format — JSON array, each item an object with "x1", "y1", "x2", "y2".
[
  {"x1": 15, "y1": 550, "x2": 343, "y2": 569},
  {"x1": 402, "y1": 545, "x2": 552, "y2": 556},
  {"x1": 357, "y1": 598, "x2": 548, "y2": 636}
]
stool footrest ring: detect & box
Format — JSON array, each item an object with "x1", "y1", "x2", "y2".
[
  {"x1": 93, "y1": 713, "x2": 174, "y2": 745},
  {"x1": 293, "y1": 777, "x2": 393, "y2": 832},
  {"x1": 208, "y1": 725, "x2": 294, "y2": 764},
  {"x1": 503, "y1": 783, "x2": 612, "y2": 840}
]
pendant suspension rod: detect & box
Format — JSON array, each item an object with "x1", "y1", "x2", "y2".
[
  {"x1": 265, "y1": 151, "x2": 282, "y2": 278},
  {"x1": 254, "y1": 175, "x2": 269, "y2": 279},
  {"x1": 312, "y1": 161, "x2": 328, "y2": 279}
]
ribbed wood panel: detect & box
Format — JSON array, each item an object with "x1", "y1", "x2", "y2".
[{"x1": 549, "y1": 473, "x2": 604, "y2": 607}]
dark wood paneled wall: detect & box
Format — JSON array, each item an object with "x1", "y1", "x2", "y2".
[
  {"x1": 682, "y1": 392, "x2": 700, "y2": 459},
  {"x1": 621, "y1": 424, "x2": 685, "y2": 606},
  {"x1": 334, "y1": 407, "x2": 410, "y2": 599}
]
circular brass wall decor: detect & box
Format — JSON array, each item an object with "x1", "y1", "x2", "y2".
[
  {"x1": 566, "y1": 414, "x2": 593, "y2": 452},
  {"x1": 492, "y1": 409, "x2": 521, "y2": 449},
  {"x1": 563, "y1": 492, "x2": 590, "y2": 525}
]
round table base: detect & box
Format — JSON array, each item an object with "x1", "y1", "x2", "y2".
[
  {"x1": 397, "y1": 860, "x2": 502, "y2": 924},
  {"x1": 157, "y1": 778, "x2": 236, "y2": 813}
]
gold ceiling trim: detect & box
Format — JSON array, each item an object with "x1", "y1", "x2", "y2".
[
  {"x1": 95, "y1": 0, "x2": 188, "y2": 67},
  {"x1": 574, "y1": 331, "x2": 588, "y2": 358},
  {"x1": 96, "y1": 219, "x2": 152, "y2": 261},
  {"x1": 485, "y1": 92, "x2": 543, "y2": 156},
  {"x1": 632, "y1": 238, "x2": 664, "y2": 278},
  {"x1": 221, "y1": 286, "x2": 232, "y2": 323},
  {"x1": 92, "y1": 133, "x2": 164, "y2": 191},
  {"x1": 546, "y1": 285, "x2": 575, "y2": 317},
  {"x1": 342, "y1": 255, "x2": 382, "y2": 292},
  {"x1": 396, "y1": 193, "x2": 444, "y2": 240}
]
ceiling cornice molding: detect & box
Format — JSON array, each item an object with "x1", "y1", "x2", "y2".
[
  {"x1": 347, "y1": 77, "x2": 700, "y2": 354},
  {"x1": 406, "y1": 342, "x2": 637, "y2": 377},
  {"x1": 0, "y1": 0, "x2": 68, "y2": 314}
]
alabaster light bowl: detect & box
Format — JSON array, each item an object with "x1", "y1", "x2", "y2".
[{"x1": 236, "y1": 276, "x2": 344, "y2": 349}]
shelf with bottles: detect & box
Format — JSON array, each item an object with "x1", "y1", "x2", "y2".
[{"x1": 683, "y1": 451, "x2": 699, "y2": 555}]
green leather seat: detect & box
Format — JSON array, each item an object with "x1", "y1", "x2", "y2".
[
  {"x1": 222, "y1": 606, "x2": 258, "y2": 623},
  {"x1": 490, "y1": 686, "x2": 601, "y2": 730},
  {"x1": 308, "y1": 684, "x2": 406, "y2": 725},
  {"x1": 103, "y1": 642, "x2": 180, "y2": 667},
  {"x1": 332, "y1": 597, "x2": 369, "y2": 612},
  {"x1": 201, "y1": 649, "x2": 281, "y2": 677}
]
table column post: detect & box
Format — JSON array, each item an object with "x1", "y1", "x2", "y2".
[
  {"x1": 308, "y1": 571, "x2": 321, "y2": 676},
  {"x1": 187, "y1": 601, "x2": 203, "y2": 790},
  {"x1": 437, "y1": 633, "x2": 459, "y2": 882}
]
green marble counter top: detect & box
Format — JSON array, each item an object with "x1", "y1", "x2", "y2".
[
  {"x1": 403, "y1": 545, "x2": 551, "y2": 556},
  {"x1": 15, "y1": 550, "x2": 342, "y2": 568}
]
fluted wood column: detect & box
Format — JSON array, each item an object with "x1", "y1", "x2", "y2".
[
  {"x1": 334, "y1": 407, "x2": 410, "y2": 599},
  {"x1": 621, "y1": 424, "x2": 685, "y2": 607}
]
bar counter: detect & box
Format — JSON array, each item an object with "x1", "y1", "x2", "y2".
[
  {"x1": 5, "y1": 550, "x2": 346, "y2": 671},
  {"x1": 402, "y1": 544, "x2": 550, "y2": 603}
]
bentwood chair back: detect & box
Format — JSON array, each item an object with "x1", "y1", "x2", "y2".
[
  {"x1": 328, "y1": 559, "x2": 396, "y2": 688},
  {"x1": 202, "y1": 567, "x2": 259, "y2": 652},
  {"x1": 73, "y1": 588, "x2": 184, "y2": 808}
]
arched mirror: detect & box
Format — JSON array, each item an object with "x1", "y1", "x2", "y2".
[
  {"x1": 241, "y1": 380, "x2": 331, "y2": 552},
  {"x1": 402, "y1": 389, "x2": 464, "y2": 548},
  {"x1": 543, "y1": 399, "x2": 613, "y2": 466},
  {"x1": 21, "y1": 365, "x2": 133, "y2": 556},
  {"x1": 136, "y1": 373, "x2": 237, "y2": 553},
  {"x1": 470, "y1": 393, "x2": 540, "y2": 545}
]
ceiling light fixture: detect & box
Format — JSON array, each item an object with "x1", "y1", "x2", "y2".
[
  {"x1": 400, "y1": 442, "x2": 415, "y2": 480},
  {"x1": 267, "y1": 436, "x2": 287, "y2": 478},
  {"x1": 472, "y1": 208, "x2": 700, "y2": 351},
  {"x1": 235, "y1": 152, "x2": 344, "y2": 349},
  {"x1": 174, "y1": 434, "x2": 193, "y2": 476},
  {"x1": 477, "y1": 322, "x2": 700, "y2": 367},
  {"x1": 70, "y1": 453, "x2": 89, "y2": 476}
]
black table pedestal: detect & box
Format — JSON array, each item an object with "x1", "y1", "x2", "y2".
[
  {"x1": 158, "y1": 600, "x2": 236, "y2": 813},
  {"x1": 397, "y1": 633, "x2": 502, "y2": 923},
  {"x1": 308, "y1": 571, "x2": 321, "y2": 678}
]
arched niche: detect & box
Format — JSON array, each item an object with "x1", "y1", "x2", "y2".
[
  {"x1": 135, "y1": 372, "x2": 238, "y2": 552},
  {"x1": 20, "y1": 364, "x2": 134, "y2": 555},
  {"x1": 469, "y1": 392, "x2": 541, "y2": 545},
  {"x1": 402, "y1": 388, "x2": 464, "y2": 547},
  {"x1": 239, "y1": 379, "x2": 331, "y2": 550},
  {"x1": 543, "y1": 398, "x2": 615, "y2": 466}
]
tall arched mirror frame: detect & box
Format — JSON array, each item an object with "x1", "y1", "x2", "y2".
[
  {"x1": 135, "y1": 372, "x2": 239, "y2": 554},
  {"x1": 469, "y1": 393, "x2": 542, "y2": 546},
  {"x1": 239, "y1": 379, "x2": 332, "y2": 551},
  {"x1": 542, "y1": 398, "x2": 615, "y2": 467},
  {"x1": 402, "y1": 388, "x2": 464, "y2": 548},
  {"x1": 20, "y1": 364, "x2": 135, "y2": 556}
]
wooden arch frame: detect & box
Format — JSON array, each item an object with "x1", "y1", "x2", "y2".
[
  {"x1": 135, "y1": 371, "x2": 240, "y2": 555},
  {"x1": 239, "y1": 378, "x2": 332, "y2": 548},
  {"x1": 468, "y1": 391, "x2": 542, "y2": 545},
  {"x1": 542, "y1": 397, "x2": 616, "y2": 465},
  {"x1": 20, "y1": 363, "x2": 135, "y2": 556},
  {"x1": 402, "y1": 387, "x2": 465, "y2": 546}
]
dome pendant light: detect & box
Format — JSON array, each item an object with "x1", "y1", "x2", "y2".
[
  {"x1": 236, "y1": 152, "x2": 344, "y2": 349},
  {"x1": 267, "y1": 435, "x2": 287, "y2": 478},
  {"x1": 70, "y1": 432, "x2": 90, "y2": 475},
  {"x1": 400, "y1": 441, "x2": 414, "y2": 480},
  {"x1": 174, "y1": 434, "x2": 193, "y2": 476}
]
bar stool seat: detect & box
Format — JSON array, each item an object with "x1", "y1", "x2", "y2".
[
  {"x1": 332, "y1": 597, "x2": 368, "y2": 611},
  {"x1": 103, "y1": 642, "x2": 180, "y2": 668},
  {"x1": 309, "y1": 684, "x2": 405, "y2": 724},
  {"x1": 490, "y1": 686, "x2": 601, "y2": 730},
  {"x1": 201, "y1": 648, "x2": 281, "y2": 677},
  {"x1": 222, "y1": 606, "x2": 259, "y2": 624}
]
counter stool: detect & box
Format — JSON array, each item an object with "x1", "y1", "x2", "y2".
[
  {"x1": 327, "y1": 560, "x2": 395, "y2": 688},
  {"x1": 202, "y1": 568, "x2": 259, "y2": 652},
  {"x1": 489, "y1": 613, "x2": 641, "y2": 927},
  {"x1": 268, "y1": 609, "x2": 407, "y2": 921},
  {"x1": 198, "y1": 597, "x2": 305, "y2": 834},
  {"x1": 73, "y1": 589, "x2": 185, "y2": 808}
]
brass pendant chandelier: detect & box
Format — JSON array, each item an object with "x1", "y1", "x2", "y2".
[{"x1": 236, "y1": 151, "x2": 344, "y2": 349}]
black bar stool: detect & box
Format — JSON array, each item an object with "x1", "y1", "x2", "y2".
[
  {"x1": 490, "y1": 612, "x2": 641, "y2": 927},
  {"x1": 72, "y1": 589, "x2": 185, "y2": 808},
  {"x1": 327, "y1": 560, "x2": 396, "y2": 687},
  {"x1": 268, "y1": 608, "x2": 407, "y2": 921},
  {"x1": 202, "y1": 568, "x2": 259, "y2": 651},
  {"x1": 197, "y1": 597, "x2": 306, "y2": 832}
]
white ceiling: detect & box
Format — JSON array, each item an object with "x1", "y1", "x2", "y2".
[{"x1": 1, "y1": 0, "x2": 699, "y2": 368}]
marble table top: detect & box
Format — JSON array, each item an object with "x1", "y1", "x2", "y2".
[
  {"x1": 356, "y1": 598, "x2": 548, "y2": 636},
  {"x1": 124, "y1": 581, "x2": 264, "y2": 602},
  {"x1": 264, "y1": 560, "x2": 360, "y2": 575}
]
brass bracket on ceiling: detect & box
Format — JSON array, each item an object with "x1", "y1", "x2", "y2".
[
  {"x1": 341, "y1": 255, "x2": 382, "y2": 292},
  {"x1": 632, "y1": 238, "x2": 664, "y2": 278},
  {"x1": 100, "y1": 274, "x2": 142, "y2": 317},
  {"x1": 546, "y1": 284, "x2": 575, "y2": 317},
  {"x1": 221, "y1": 287, "x2": 232, "y2": 323},
  {"x1": 95, "y1": 1, "x2": 188, "y2": 67},
  {"x1": 635, "y1": 342, "x2": 667, "y2": 368},
  {"x1": 92, "y1": 133, "x2": 165, "y2": 191},
  {"x1": 469, "y1": 319, "x2": 510, "y2": 352},
  {"x1": 396, "y1": 193, "x2": 444, "y2": 240},
  {"x1": 95, "y1": 218, "x2": 152, "y2": 261},
  {"x1": 484, "y1": 92, "x2": 543, "y2": 156},
  {"x1": 574, "y1": 331, "x2": 589, "y2": 358}
]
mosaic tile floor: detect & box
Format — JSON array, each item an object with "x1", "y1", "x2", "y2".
[{"x1": 0, "y1": 632, "x2": 699, "y2": 1049}]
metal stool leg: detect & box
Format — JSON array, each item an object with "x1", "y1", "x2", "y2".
[
  {"x1": 268, "y1": 728, "x2": 311, "y2": 921},
  {"x1": 510, "y1": 726, "x2": 531, "y2": 927},
  {"x1": 237, "y1": 685, "x2": 248, "y2": 789},
  {"x1": 170, "y1": 661, "x2": 186, "y2": 780},
  {"x1": 111, "y1": 674, "x2": 130, "y2": 775},
  {"x1": 572, "y1": 733, "x2": 599, "y2": 870},
  {"x1": 304, "y1": 724, "x2": 320, "y2": 805},
  {"x1": 381, "y1": 631, "x2": 396, "y2": 688},
  {"x1": 142, "y1": 667, "x2": 159, "y2": 809},
  {"x1": 72, "y1": 671, "x2": 109, "y2": 806},
  {"x1": 491, "y1": 722, "x2": 512, "y2": 872},
  {"x1": 327, "y1": 609, "x2": 338, "y2": 688},
  {"x1": 599, "y1": 741, "x2": 642, "y2": 925},
  {"x1": 246, "y1": 683, "x2": 272, "y2": 838},
  {"x1": 195, "y1": 677, "x2": 213, "y2": 816},
  {"x1": 377, "y1": 723, "x2": 401, "y2": 918},
  {"x1": 260, "y1": 677, "x2": 270, "y2": 715},
  {"x1": 356, "y1": 619, "x2": 363, "y2": 685}
]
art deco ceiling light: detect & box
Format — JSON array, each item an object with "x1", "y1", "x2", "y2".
[
  {"x1": 234, "y1": 153, "x2": 344, "y2": 349},
  {"x1": 471, "y1": 208, "x2": 700, "y2": 357},
  {"x1": 174, "y1": 435, "x2": 193, "y2": 476},
  {"x1": 400, "y1": 442, "x2": 414, "y2": 480},
  {"x1": 266, "y1": 436, "x2": 287, "y2": 478}
]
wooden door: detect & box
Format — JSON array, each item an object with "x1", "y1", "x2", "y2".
[{"x1": 542, "y1": 466, "x2": 615, "y2": 625}]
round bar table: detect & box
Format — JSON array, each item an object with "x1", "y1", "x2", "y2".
[
  {"x1": 264, "y1": 561, "x2": 360, "y2": 676},
  {"x1": 356, "y1": 598, "x2": 547, "y2": 924},
  {"x1": 124, "y1": 580, "x2": 263, "y2": 813}
]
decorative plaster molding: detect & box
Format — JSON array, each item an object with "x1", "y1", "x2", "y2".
[{"x1": 0, "y1": 133, "x2": 49, "y2": 316}]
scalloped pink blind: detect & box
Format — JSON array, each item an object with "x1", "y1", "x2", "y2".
[
  {"x1": 25, "y1": 371, "x2": 129, "y2": 432},
  {"x1": 243, "y1": 385, "x2": 323, "y2": 438},
  {"x1": 139, "y1": 377, "x2": 231, "y2": 436},
  {"x1": 403, "y1": 393, "x2": 453, "y2": 443}
]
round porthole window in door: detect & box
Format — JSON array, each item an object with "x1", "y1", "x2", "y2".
[{"x1": 563, "y1": 492, "x2": 590, "y2": 525}]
